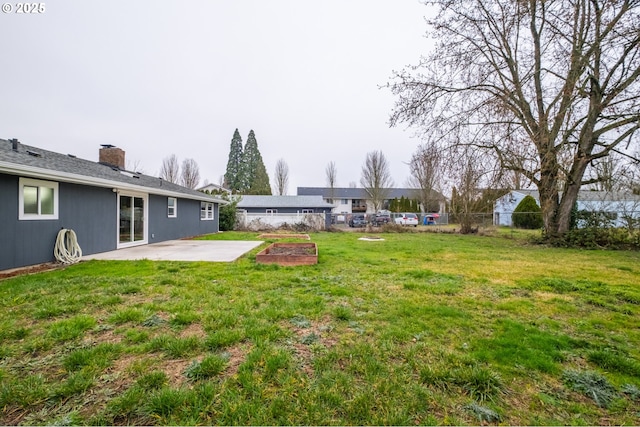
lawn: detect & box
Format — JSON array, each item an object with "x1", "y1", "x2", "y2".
[{"x1": 1, "y1": 230, "x2": 639, "y2": 425}]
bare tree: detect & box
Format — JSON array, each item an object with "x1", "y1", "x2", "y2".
[
  {"x1": 159, "y1": 154, "x2": 180, "y2": 184},
  {"x1": 180, "y1": 158, "x2": 200, "y2": 189},
  {"x1": 325, "y1": 161, "x2": 337, "y2": 187},
  {"x1": 407, "y1": 142, "x2": 443, "y2": 213},
  {"x1": 630, "y1": 154, "x2": 640, "y2": 194},
  {"x1": 126, "y1": 159, "x2": 145, "y2": 174},
  {"x1": 389, "y1": 0, "x2": 640, "y2": 238},
  {"x1": 448, "y1": 147, "x2": 499, "y2": 234},
  {"x1": 273, "y1": 158, "x2": 289, "y2": 195},
  {"x1": 325, "y1": 161, "x2": 338, "y2": 202},
  {"x1": 585, "y1": 153, "x2": 637, "y2": 193},
  {"x1": 360, "y1": 150, "x2": 394, "y2": 212}
]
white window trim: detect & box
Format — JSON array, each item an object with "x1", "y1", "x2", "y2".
[
  {"x1": 266, "y1": 209, "x2": 278, "y2": 215},
  {"x1": 117, "y1": 191, "x2": 149, "y2": 249},
  {"x1": 302, "y1": 209, "x2": 314, "y2": 214},
  {"x1": 201, "y1": 202, "x2": 214, "y2": 221},
  {"x1": 168, "y1": 197, "x2": 177, "y2": 218},
  {"x1": 18, "y1": 177, "x2": 59, "y2": 220}
]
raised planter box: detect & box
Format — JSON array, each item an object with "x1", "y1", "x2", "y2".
[
  {"x1": 255, "y1": 242, "x2": 318, "y2": 266},
  {"x1": 257, "y1": 233, "x2": 310, "y2": 240}
]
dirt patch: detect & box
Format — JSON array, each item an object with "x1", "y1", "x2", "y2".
[
  {"x1": 268, "y1": 246, "x2": 317, "y2": 256},
  {"x1": 83, "y1": 328, "x2": 123, "y2": 346},
  {"x1": 157, "y1": 358, "x2": 192, "y2": 387},
  {"x1": 0, "y1": 262, "x2": 63, "y2": 280},
  {"x1": 179, "y1": 323, "x2": 207, "y2": 339},
  {"x1": 285, "y1": 315, "x2": 336, "y2": 378},
  {"x1": 223, "y1": 343, "x2": 251, "y2": 377}
]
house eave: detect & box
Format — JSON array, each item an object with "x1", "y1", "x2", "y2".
[{"x1": 0, "y1": 161, "x2": 228, "y2": 204}]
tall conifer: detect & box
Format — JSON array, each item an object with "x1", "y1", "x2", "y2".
[
  {"x1": 241, "y1": 130, "x2": 271, "y2": 195},
  {"x1": 224, "y1": 129, "x2": 244, "y2": 192}
]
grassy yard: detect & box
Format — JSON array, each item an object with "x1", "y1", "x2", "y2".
[{"x1": 1, "y1": 230, "x2": 639, "y2": 425}]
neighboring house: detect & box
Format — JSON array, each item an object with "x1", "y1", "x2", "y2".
[
  {"x1": 198, "y1": 182, "x2": 231, "y2": 195},
  {"x1": 494, "y1": 189, "x2": 640, "y2": 227},
  {"x1": 236, "y1": 195, "x2": 335, "y2": 230},
  {"x1": 297, "y1": 187, "x2": 447, "y2": 214},
  {"x1": 0, "y1": 139, "x2": 226, "y2": 271}
]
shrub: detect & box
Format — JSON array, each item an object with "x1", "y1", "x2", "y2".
[
  {"x1": 559, "y1": 227, "x2": 640, "y2": 249},
  {"x1": 512, "y1": 195, "x2": 543, "y2": 229},
  {"x1": 219, "y1": 195, "x2": 240, "y2": 231}
]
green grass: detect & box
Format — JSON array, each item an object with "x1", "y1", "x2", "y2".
[{"x1": 0, "y1": 230, "x2": 639, "y2": 425}]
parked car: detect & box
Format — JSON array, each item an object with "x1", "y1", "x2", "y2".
[
  {"x1": 348, "y1": 214, "x2": 367, "y2": 227},
  {"x1": 395, "y1": 212, "x2": 419, "y2": 227},
  {"x1": 372, "y1": 212, "x2": 391, "y2": 226}
]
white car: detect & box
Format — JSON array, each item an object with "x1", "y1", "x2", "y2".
[{"x1": 395, "y1": 213, "x2": 419, "y2": 226}]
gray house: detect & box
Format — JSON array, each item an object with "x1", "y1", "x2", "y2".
[
  {"x1": 236, "y1": 195, "x2": 335, "y2": 230},
  {"x1": 236, "y1": 195, "x2": 335, "y2": 214},
  {"x1": 297, "y1": 187, "x2": 447, "y2": 214},
  {"x1": 0, "y1": 139, "x2": 226, "y2": 271}
]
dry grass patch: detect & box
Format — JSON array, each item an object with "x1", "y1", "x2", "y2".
[{"x1": 178, "y1": 323, "x2": 206, "y2": 339}]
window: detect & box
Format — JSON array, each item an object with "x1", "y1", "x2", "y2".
[
  {"x1": 167, "y1": 197, "x2": 177, "y2": 218},
  {"x1": 19, "y1": 178, "x2": 59, "y2": 220},
  {"x1": 200, "y1": 202, "x2": 214, "y2": 220},
  {"x1": 266, "y1": 209, "x2": 277, "y2": 215},
  {"x1": 302, "y1": 209, "x2": 314, "y2": 213}
]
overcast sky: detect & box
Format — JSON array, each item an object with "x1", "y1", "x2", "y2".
[{"x1": 1, "y1": 0, "x2": 434, "y2": 193}]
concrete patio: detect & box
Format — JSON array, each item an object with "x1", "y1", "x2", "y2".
[{"x1": 83, "y1": 240, "x2": 264, "y2": 262}]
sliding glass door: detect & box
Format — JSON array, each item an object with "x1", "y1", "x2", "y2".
[{"x1": 118, "y1": 193, "x2": 147, "y2": 247}]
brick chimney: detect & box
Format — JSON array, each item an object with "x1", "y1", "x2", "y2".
[{"x1": 99, "y1": 145, "x2": 125, "y2": 169}]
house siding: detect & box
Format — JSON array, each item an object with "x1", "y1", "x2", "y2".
[
  {"x1": 1, "y1": 173, "x2": 220, "y2": 270},
  {"x1": 0, "y1": 175, "x2": 117, "y2": 270},
  {"x1": 148, "y1": 195, "x2": 219, "y2": 242}
]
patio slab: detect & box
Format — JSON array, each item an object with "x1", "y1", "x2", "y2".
[{"x1": 83, "y1": 240, "x2": 264, "y2": 262}]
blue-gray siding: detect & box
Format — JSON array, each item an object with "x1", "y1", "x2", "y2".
[
  {"x1": 0, "y1": 173, "x2": 219, "y2": 270},
  {"x1": 148, "y1": 195, "x2": 218, "y2": 242}
]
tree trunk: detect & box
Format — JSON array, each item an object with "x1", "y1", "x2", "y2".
[
  {"x1": 556, "y1": 155, "x2": 591, "y2": 235},
  {"x1": 538, "y1": 151, "x2": 561, "y2": 237}
]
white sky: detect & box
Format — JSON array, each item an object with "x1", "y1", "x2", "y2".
[{"x1": 1, "y1": 0, "x2": 434, "y2": 193}]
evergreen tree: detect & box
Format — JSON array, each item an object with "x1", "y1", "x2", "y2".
[
  {"x1": 250, "y1": 161, "x2": 272, "y2": 195},
  {"x1": 224, "y1": 129, "x2": 244, "y2": 192},
  {"x1": 512, "y1": 195, "x2": 543, "y2": 229},
  {"x1": 241, "y1": 130, "x2": 272, "y2": 195},
  {"x1": 399, "y1": 196, "x2": 407, "y2": 212}
]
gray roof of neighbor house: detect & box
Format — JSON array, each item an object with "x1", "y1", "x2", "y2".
[
  {"x1": 0, "y1": 139, "x2": 226, "y2": 204},
  {"x1": 237, "y1": 195, "x2": 335, "y2": 209},
  {"x1": 297, "y1": 187, "x2": 447, "y2": 200}
]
